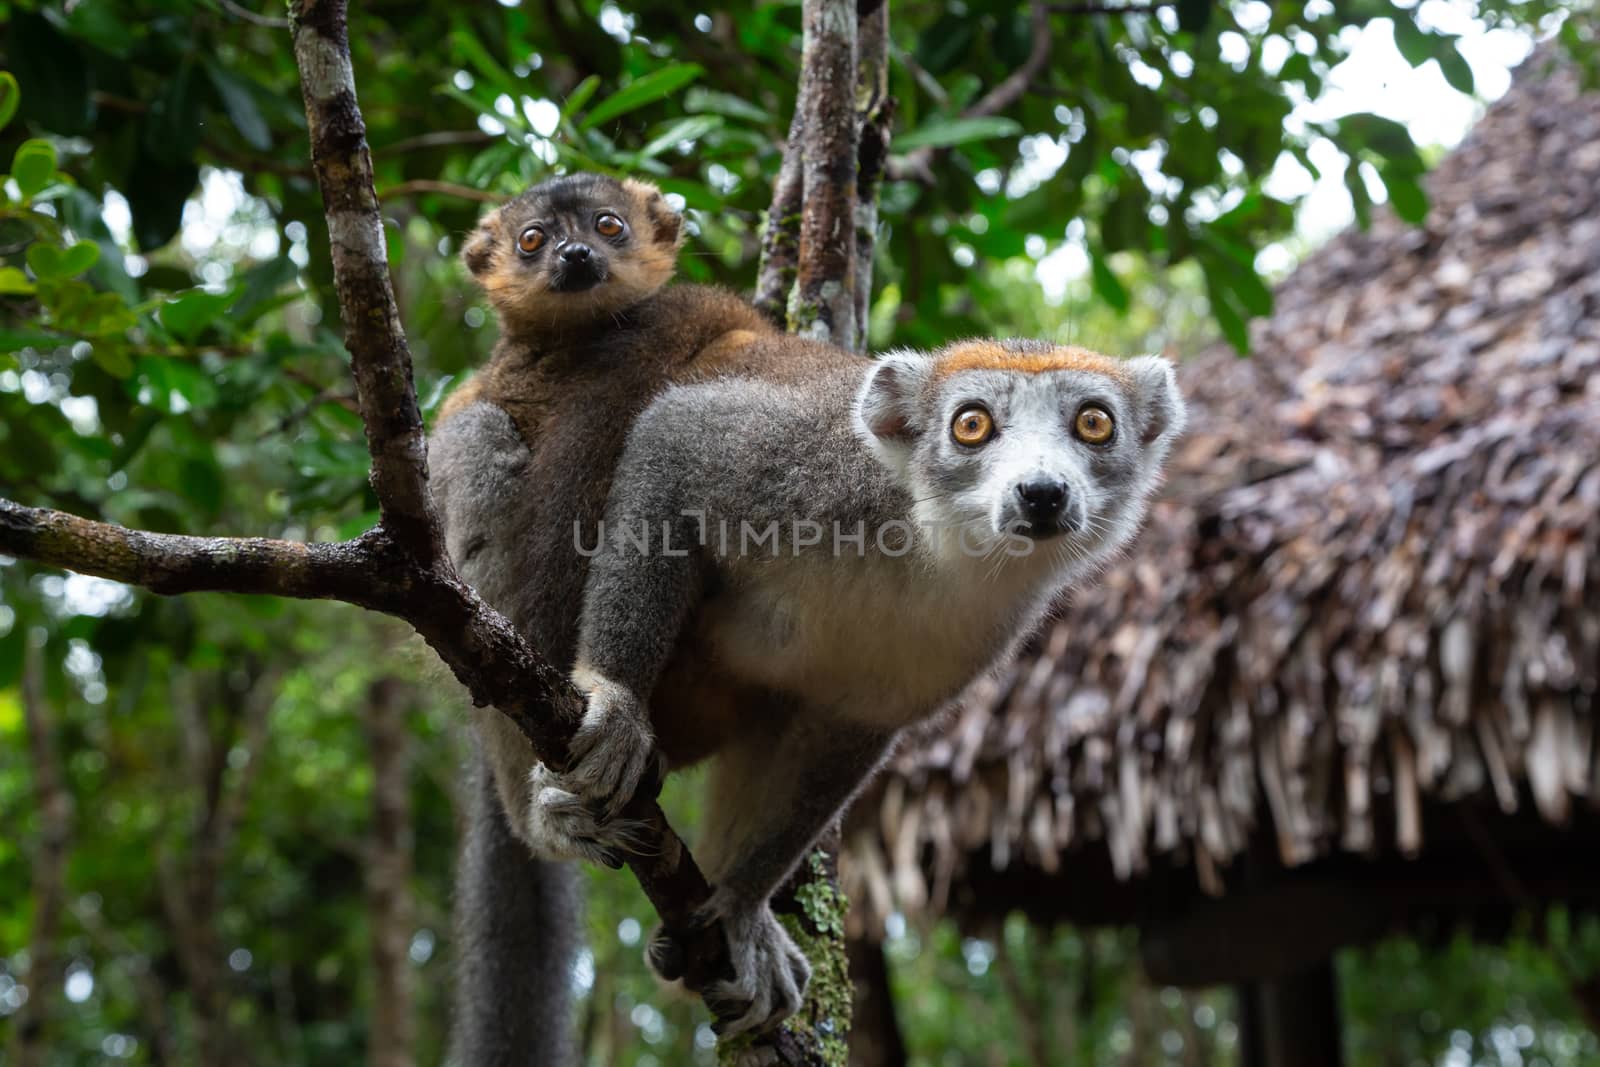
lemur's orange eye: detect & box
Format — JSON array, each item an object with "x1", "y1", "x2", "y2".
[
  {"x1": 1075, "y1": 405, "x2": 1114, "y2": 444},
  {"x1": 517, "y1": 227, "x2": 545, "y2": 255},
  {"x1": 595, "y1": 213, "x2": 624, "y2": 238},
  {"x1": 951, "y1": 406, "x2": 994, "y2": 447}
]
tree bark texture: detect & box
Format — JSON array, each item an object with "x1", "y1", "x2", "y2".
[
  {"x1": 363, "y1": 677, "x2": 417, "y2": 1067},
  {"x1": 7, "y1": 643, "x2": 73, "y2": 1067},
  {"x1": 789, "y1": 0, "x2": 860, "y2": 348}
]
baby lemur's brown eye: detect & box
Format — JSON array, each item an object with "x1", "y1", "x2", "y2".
[
  {"x1": 1074, "y1": 405, "x2": 1114, "y2": 444},
  {"x1": 595, "y1": 213, "x2": 625, "y2": 238},
  {"x1": 951, "y1": 406, "x2": 995, "y2": 447},
  {"x1": 517, "y1": 226, "x2": 545, "y2": 255}
]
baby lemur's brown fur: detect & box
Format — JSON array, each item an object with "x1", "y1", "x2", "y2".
[
  {"x1": 430, "y1": 173, "x2": 846, "y2": 1063},
  {"x1": 436, "y1": 174, "x2": 854, "y2": 770}
]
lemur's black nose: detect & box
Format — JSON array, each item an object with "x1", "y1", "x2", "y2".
[
  {"x1": 1016, "y1": 478, "x2": 1067, "y2": 514},
  {"x1": 560, "y1": 243, "x2": 593, "y2": 263}
]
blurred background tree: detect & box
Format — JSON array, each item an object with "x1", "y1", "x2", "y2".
[{"x1": 1, "y1": 0, "x2": 1596, "y2": 1063}]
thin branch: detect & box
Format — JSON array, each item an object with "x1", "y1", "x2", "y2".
[
  {"x1": 374, "y1": 130, "x2": 499, "y2": 157},
  {"x1": 1050, "y1": 1, "x2": 1165, "y2": 13},
  {"x1": 791, "y1": 0, "x2": 860, "y2": 348},
  {"x1": 379, "y1": 179, "x2": 506, "y2": 205},
  {"x1": 70, "y1": 899, "x2": 182, "y2": 1065},
  {"x1": 899, "y1": 0, "x2": 1053, "y2": 181},
  {"x1": 363, "y1": 677, "x2": 417, "y2": 1067},
  {"x1": 216, "y1": 0, "x2": 291, "y2": 29},
  {"x1": 853, "y1": 0, "x2": 893, "y2": 353},
  {"x1": 291, "y1": 3, "x2": 437, "y2": 556},
  {"x1": 753, "y1": 108, "x2": 806, "y2": 328},
  {"x1": 7, "y1": 643, "x2": 73, "y2": 1067}
]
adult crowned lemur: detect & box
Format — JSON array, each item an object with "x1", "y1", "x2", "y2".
[{"x1": 429, "y1": 173, "x2": 1186, "y2": 1063}]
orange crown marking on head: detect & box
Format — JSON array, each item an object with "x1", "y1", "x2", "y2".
[{"x1": 933, "y1": 341, "x2": 1130, "y2": 382}]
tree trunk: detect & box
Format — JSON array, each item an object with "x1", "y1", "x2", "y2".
[
  {"x1": 1236, "y1": 960, "x2": 1344, "y2": 1067},
  {"x1": 8, "y1": 642, "x2": 73, "y2": 1067},
  {"x1": 845, "y1": 936, "x2": 906, "y2": 1067},
  {"x1": 363, "y1": 677, "x2": 417, "y2": 1067}
]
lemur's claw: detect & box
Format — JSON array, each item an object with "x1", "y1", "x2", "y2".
[
  {"x1": 566, "y1": 685, "x2": 660, "y2": 820},
  {"x1": 523, "y1": 764, "x2": 637, "y2": 868},
  {"x1": 701, "y1": 902, "x2": 810, "y2": 1039},
  {"x1": 645, "y1": 924, "x2": 688, "y2": 982}
]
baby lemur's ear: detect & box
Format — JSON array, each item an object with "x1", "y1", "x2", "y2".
[
  {"x1": 855, "y1": 350, "x2": 935, "y2": 467},
  {"x1": 622, "y1": 179, "x2": 684, "y2": 250},
  {"x1": 1124, "y1": 355, "x2": 1188, "y2": 445},
  {"x1": 462, "y1": 207, "x2": 503, "y2": 279}
]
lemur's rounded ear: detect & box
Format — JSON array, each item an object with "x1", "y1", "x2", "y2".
[
  {"x1": 1124, "y1": 355, "x2": 1188, "y2": 445},
  {"x1": 855, "y1": 350, "x2": 935, "y2": 444},
  {"x1": 462, "y1": 208, "x2": 502, "y2": 279},
  {"x1": 623, "y1": 178, "x2": 684, "y2": 250}
]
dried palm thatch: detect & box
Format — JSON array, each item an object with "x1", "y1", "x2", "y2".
[{"x1": 846, "y1": 49, "x2": 1600, "y2": 937}]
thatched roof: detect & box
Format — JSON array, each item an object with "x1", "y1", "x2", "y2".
[{"x1": 845, "y1": 49, "x2": 1600, "y2": 939}]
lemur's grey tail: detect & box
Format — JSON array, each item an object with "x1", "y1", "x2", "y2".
[{"x1": 448, "y1": 742, "x2": 583, "y2": 1066}]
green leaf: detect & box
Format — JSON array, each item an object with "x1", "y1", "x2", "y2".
[
  {"x1": 1438, "y1": 50, "x2": 1475, "y2": 96},
  {"x1": 138, "y1": 356, "x2": 220, "y2": 412},
  {"x1": 893, "y1": 115, "x2": 1022, "y2": 151},
  {"x1": 1202, "y1": 270, "x2": 1250, "y2": 353},
  {"x1": 450, "y1": 30, "x2": 522, "y2": 99},
  {"x1": 0, "y1": 266, "x2": 35, "y2": 295},
  {"x1": 1381, "y1": 165, "x2": 1429, "y2": 223},
  {"x1": 207, "y1": 63, "x2": 272, "y2": 151},
  {"x1": 25, "y1": 243, "x2": 64, "y2": 279},
  {"x1": 1392, "y1": 17, "x2": 1432, "y2": 68},
  {"x1": 580, "y1": 64, "x2": 704, "y2": 130},
  {"x1": 0, "y1": 328, "x2": 64, "y2": 352},
  {"x1": 1345, "y1": 164, "x2": 1373, "y2": 230},
  {"x1": 684, "y1": 87, "x2": 770, "y2": 124},
  {"x1": 1089, "y1": 254, "x2": 1129, "y2": 312},
  {"x1": 0, "y1": 72, "x2": 19, "y2": 131},
  {"x1": 636, "y1": 115, "x2": 724, "y2": 159},
  {"x1": 159, "y1": 289, "x2": 240, "y2": 342},
  {"x1": 124, "y1": 150, "x2": 200, "y2": 251},
  {"x1": 558, "y1": 75, "x2": 602, "y2": 127},
  {"x1": 1177, "y1": 0, "x2": 1212, "y2": 35},
  {"x1": 60, "y1": 240, "x2": 101, "y2": 277},
  {"x1": 92, "y1": 345, "x2": 135, "y2": 377},
  {"x1": 11, "y1": 139, "x2": 57, "y2": 198},
  {"x1": 146, "y1": 62, "x2": 204, "y2": 158},
  {"x1": 9, "y1": 15, "x2": 96, "y2": 135}
]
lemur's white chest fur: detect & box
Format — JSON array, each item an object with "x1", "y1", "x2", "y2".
[{"x1": 703, "y1": 542, "x2": 1065, "y2": 728}]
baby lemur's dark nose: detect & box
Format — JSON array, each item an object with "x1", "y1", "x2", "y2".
[
  {"x1": 1016, "y1": 478, "x2": 1067, "y2": 515},
  {"x1": 560, "y1": 242, "x2": 593, "y2": 263}
]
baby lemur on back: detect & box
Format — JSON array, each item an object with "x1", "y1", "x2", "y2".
[
  {"x1": 430, "y1": 172, "x2": 781, "y2": 1065},
  {"x1": 429, "y1": 172, "x2": 1186, "y2": 1051}
]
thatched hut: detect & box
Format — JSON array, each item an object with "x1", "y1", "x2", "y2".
[{"x1": 845, "y1": 49, "x2": 1600, "y2": 1064}]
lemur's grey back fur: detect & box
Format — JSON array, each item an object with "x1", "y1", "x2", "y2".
[{"x1": 430, "y1": 403, "x2": 584, "y2": 1067}]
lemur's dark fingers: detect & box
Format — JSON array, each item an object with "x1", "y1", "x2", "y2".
[{"x1": 645, "y1": 925, "x2": 687, "y2": 981}]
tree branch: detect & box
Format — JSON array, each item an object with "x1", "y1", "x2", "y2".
[
  {"x1": 753, "y1": 108, "x2": 806, "y2": 329},
  {"x1": 363, "y1": 677, "x2": 417, "y2": 1067},
  {"x1": 853, "y1": 0, "x2": 893, "y2": 353},
  {"x1": 379, "y1": 179, "x2": 506, "y2": 205},
  {"x1": 1049, "y1": 1, "x2": 1165, "y2": 14},
  {"x1": 6, "y1": 643, "x2": 73, "y2": 1067},
  {"x1": 791, "y1": 0, "x2": 860, "y2": 348},
  {"x1": 898, "y1": 0, "x2": 1052, "y2": 182},
  {"x1": 2, "y1": 0, "x2": 735, "y2": 1032}
]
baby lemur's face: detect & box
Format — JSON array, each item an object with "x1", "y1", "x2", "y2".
[
  {"x1": 856, "y1": 339, "x2": 1186, "y2": 559},
  {"x1": 463, "y1": 173, "x2": 683, "y2": 332}
]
